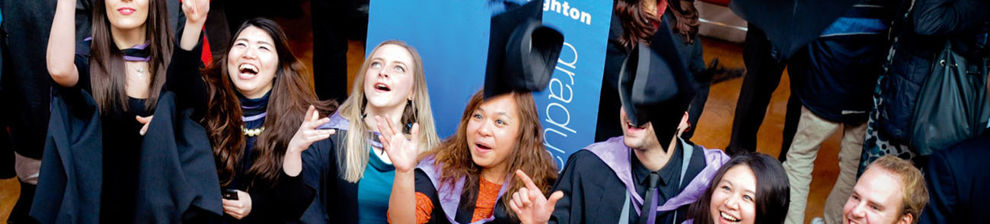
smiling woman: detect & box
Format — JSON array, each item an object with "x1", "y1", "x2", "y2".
[
  {"x1": 186, "y1": 17, "x2": 337, "y2": 223},
  {"x1": 227, "y1": 26, "x2": 279, "y2": 99},
  {"x1": 686, "y1": 153, "x2": 790, "y2": 224}
]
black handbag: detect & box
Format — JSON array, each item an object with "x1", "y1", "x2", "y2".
[{"x1": 910, "y1": 41, "x2": 989, "y2": 156}]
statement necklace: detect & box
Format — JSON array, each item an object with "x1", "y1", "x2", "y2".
[{"x1": 243, "y1": 126, "x2": 265, "y2": 137}]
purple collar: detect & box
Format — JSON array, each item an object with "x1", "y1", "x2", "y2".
[
  {"x1": 585, "y1": 136, "x2": 729, "y2": 216},
  {"x1": 121, "y1": 41, "x2": 151, "y2": 62},
  {"x1": 319, "y1": 112, "x2": 385, "y2": 148},
  {"x1": 321, "y1": 112, "x2": 350, "y2": 130},
  {"x1": 416, "y1": 155, "x2": 511, "y2": 224},
  {"x1": 84, "y1": 37, "x2": 150, "y2": 62}
]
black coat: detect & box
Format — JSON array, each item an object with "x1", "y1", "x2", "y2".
[
  {"x1": 919, "y1": 130, "x2": 990, "y2": 224},
  {"x1": 0, "y1": 0, "x2": 90, "y2": 159},
  {"x1": 787, "y1": 0, "x2": 895, "y2": 124},
  {"x1": 875, "y1": 0, "x2": 989, "y2": 140}
]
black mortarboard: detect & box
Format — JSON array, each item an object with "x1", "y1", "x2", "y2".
[
  {"x1": 483, "y1": 0, "x2": 564, "y2": 99},
  {"x1": 618, "y1": 21, "x2": 696, "y2": 147}
]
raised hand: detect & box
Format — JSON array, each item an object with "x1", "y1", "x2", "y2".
[
  {"x1": 509, "y1": 170, "x2": 563, "y2": 224},
  {"x1": 376, "y1": 115, "x2": 420, "y2": 173},
  {"x1": 181, "y1": 0, "x2": 210, "y2": 25},
  {"x1": 287, "y1": 105, "x2": 334, "y2": 153}
]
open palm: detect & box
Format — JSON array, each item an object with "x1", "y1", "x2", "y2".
[{"x1": 376, "y1": 115, "x2": 420, "y2": 173}]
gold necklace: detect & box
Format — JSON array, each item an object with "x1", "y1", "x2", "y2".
[{"x1": 243, "y1": 126, "x2": 265, "y2": 137}]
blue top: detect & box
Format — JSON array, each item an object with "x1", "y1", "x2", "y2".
[
  {"x1": 232, "y1": 90, "x2": 270, "y2": 189},
  {"x1": 356, "y1": 147, "x2": 396, "y2": 223}
]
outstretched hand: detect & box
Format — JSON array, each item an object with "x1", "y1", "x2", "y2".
[
  {"x1": 288, "y1": 105, "x2": 334, "y2": 153},
  {"x1": 376, "y1": 115, "x2": 420, "y2": 173},
  {"x1": 509, "y1": 170, "x2": 563, "y2": 224}
]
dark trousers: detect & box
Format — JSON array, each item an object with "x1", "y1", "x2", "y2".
[
  {"x1": 311, "y1": 0, "x2": 354, "y2": 103},
  {"x1": 8, "y1": 181, "x2": 38, "y2": 224},
  {"x1": 1, "y1": 127, "x2": 13, "y2": 179},
  {"x1": 728, "y1": 25, "x2": 800, "y2": 160}
]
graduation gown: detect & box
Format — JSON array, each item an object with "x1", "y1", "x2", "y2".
[
  {"x1": 413, "y1": 155, "x2": 515, "y2": 224},
  {"x1": 31, "y1": 38, "x2": 222, "y2": 223},
  {"x1": 299, "y1": 112, "x2": 359, "y2": 224},
  {"x1": 31, "y1": 90, "x2": 222, "y2": 223},
  {"x1": 135, "y1": 92, "x2": 223, "y2": 222},
  {"x1": 549, "y1": 137, "x2": 730, "y2": 224}
]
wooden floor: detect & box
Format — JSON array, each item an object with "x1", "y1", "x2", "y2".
[{"x1": 1, "y1": 4, "x2": 843, "y2": 223}]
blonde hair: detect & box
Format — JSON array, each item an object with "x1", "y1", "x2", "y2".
[
  {"x1": 337, "y1": 40, "x2": 440, "y2": 182},
  {"x1": 866, "y1": 155, "x2": 929, "y2": 224}
]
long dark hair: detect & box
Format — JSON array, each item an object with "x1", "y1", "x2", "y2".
[
  {"x1": 202, "y1": 18, "x2": 336, "y2": 187},
  {"x1": 90, "y1": 0, "x2": 173, "y2": 114},
  {"x1": 614, "y1": 0, "x2": 660, "y2": 48},
  {"x1": 687, "y1": 153, "x2": 790, "y2": 224},
  {"x1": 422, "y1": 90, "x2": 558, "y2": 218}
]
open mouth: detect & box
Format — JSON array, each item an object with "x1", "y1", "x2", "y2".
[
  {"x1": 625, "y1": 120, "x2": 646, "y2": 130},
  {"x1": 239, "y1": 64, "x2": 259, "y2": 76},
  {"x1": 474, "y1": 142, "x2": 493, "y2": 152},
  {"x1": 373, "y1": 82, "x2": 391, "y2": 92},
  {"x1": 719, "y1": 211, "x2": 742, "y2": 223}
]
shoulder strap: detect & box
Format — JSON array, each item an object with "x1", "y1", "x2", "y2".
[
  {"x1": 620, "y1": 193, "x2": 631, "y2": 224},
  {"x1": 672, "y1": 138, "x2": 694, "y2": 224},
  {"x1": 678, "y1": 138, "x2": 694, "y2": 187}
]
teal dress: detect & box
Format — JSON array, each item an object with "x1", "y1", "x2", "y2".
[{"x1": 356, "y1": 147, "x2": 396, "y2": 223}]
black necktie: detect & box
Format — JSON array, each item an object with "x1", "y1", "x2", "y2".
[{"x1": 638, "y1": 172, "x2": 659, "y2": 224}]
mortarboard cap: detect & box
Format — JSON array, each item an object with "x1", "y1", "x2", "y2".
[
  {"x1": 484, "y1": 0, "x2": 564, "y2": 99},
  {"x1": 618, "y1": 22, "x2": 696, "y2": 146}
]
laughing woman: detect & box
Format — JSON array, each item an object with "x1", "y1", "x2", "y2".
[
  {"x1": 299, "y1": 40, "x2": 441, "y2": 224},
  {"x1": 167, "y1": 17, "x2": 335, "y2": 223},
  {"x1": 685, "y1": 153, "x2": 790, "y2": 224}
]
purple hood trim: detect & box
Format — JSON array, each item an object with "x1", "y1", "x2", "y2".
[
  {"x1": 416, "y1": 155, "x2": 510, "y2": 224},
  {"x1": 318, "y1": 111, "x2": 350, "y2": 130},
  {"x1": 585, "y1": 136, "x2": 729, "y2": 215}
]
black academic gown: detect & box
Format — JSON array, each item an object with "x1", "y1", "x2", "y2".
[
  {"x1": 299, "y1": 124, "x2": 360, "y2": 224},
  {"x1": 412, "y1": 171, "x2": 515, "y2": 224},
  {"x1": 412, "y1": 155, "x2": 517, "y2": 224},
  {"x1": 549, "y1": 138, "x2": 714, "y2": 224},
  {"x1": 31, "y1": 40, "x2": 222, "y2": 223},
  {"x1": 30, "y1": 86, "x2": 222, "y2": 224}
]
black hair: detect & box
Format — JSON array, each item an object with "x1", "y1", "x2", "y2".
[{"x1": 687, "y1": 153, "x2": 790, "y2": 224}]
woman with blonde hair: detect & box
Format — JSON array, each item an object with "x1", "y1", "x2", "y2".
[{"x1": 300, "y1": 40, "x2": 441, "y2": 223}]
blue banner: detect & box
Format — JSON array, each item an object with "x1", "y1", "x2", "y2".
[{"x1": 366, "y1": 0, "x2": 612, "y2": 169}]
